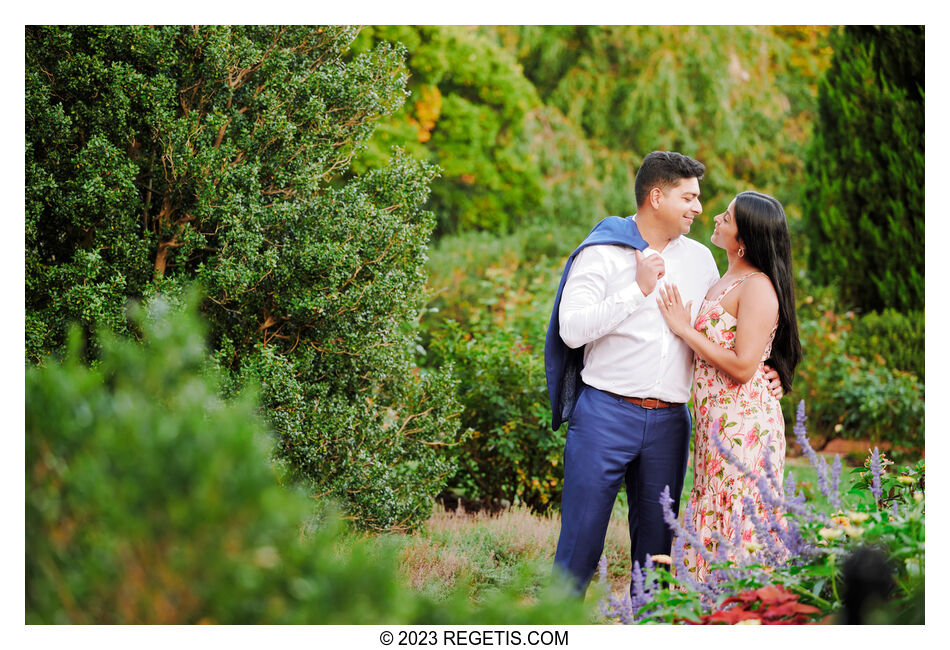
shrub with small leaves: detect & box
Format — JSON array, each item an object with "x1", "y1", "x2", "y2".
[{"x1": 26, "y1": 25, "x2": 462, "y2": 530}]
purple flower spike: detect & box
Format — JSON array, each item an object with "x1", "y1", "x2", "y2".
[
  {"x1": 784, "y1": 470, "x2": 804, "y2": 508},
  {"x1": 741, "y1": 495, "x2": 786, "y2": 565},
  {"x1": 830, "y1": 455, "x2": 843, "y2": 510},
  {"x1": 870, "y1": 447, "x2": 883, "y2": 504},
  {"x1": 659, "y1": 485, "x2": 719, "y2": 569},
  {"x1": 792, "y1": 401, "x2": 832, "y2": 500}
]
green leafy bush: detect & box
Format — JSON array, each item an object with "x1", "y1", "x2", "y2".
[
  {"x1": 846, "y1": 309, "x2": 924, "y2": 380},
  {"x1": 788, "y1": 289, "x2": 923, "y2": 450},
  {"x1": 421, "y1": 226, "x2": 591, "y2": 511},
  {"x1": 26, "y1": 297, "x2": 589, "y2": 624},
  {"x1": 26, "y1": 25, "x2": 461, "y2": 530},
  {"x1": 802, "y1": 26, "x2": 924, "y2": 312},
  {"x1": 427, "y1": 319, "x2": 563, "y2": 512}
]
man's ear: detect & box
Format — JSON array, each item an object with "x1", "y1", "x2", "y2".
[{"x1": 650, "y1": 187, "x2": 662, "y2": 209}]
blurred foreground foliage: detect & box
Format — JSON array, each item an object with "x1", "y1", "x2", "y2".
[{"x1": 26, "y1": 297, "x2": 590, "y2": 624}]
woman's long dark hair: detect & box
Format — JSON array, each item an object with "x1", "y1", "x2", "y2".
[{"x1": 734, "y1": 191, "x2": 802, "y2": 392}]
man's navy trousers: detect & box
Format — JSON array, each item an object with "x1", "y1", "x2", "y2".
[{"x1": 553, "y1": 385, "x2": 691, "y2": 595}]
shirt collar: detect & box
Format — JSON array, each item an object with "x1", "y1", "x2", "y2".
[{"x1": 631, "y1": 214, "x2": 685, "y2": 253}]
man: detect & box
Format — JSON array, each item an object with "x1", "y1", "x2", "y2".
[{"x1": 545, "y1": 151, "x2": 781, "y2": 596}]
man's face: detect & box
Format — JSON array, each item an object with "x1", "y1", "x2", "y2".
[{"x1": 654, "y1": 177, "x2": 702, "y2": 237}]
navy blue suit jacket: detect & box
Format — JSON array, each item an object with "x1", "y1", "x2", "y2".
[{"x1": 544, "y1": 217, "x2": 648, "y2": 430}]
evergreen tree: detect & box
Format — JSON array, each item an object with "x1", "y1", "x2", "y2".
[
  {"x1": 26, "y1": 25, "x2": 461, "y2": 530},
  {"x1": 802, "y1": 26, "x2": 924, "y2": 312}
]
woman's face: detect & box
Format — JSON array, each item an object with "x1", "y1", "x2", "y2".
[{"x1": 711, "y1": 198, "x2": 741, "y2": 253}]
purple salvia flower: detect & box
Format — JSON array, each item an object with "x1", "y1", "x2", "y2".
[
  {"x1": 642, "y1": 553, "x2": 658, "y2": 600},
  {"x1": 708, "y1": 528, "x2": 753, "y2": 585},
  {"x1": 629, "y1": 560, "x2": 649, "y2": 619},
  {"x1": 784, "y1": 470, "x2": 806, "y2": 508},
  {"x1": 776, "y1": 517, "x2": 804, "y2": 559},
  {"x1": 870, "y1": 447, "x2": 883, "y2": 504},
  {"x1": 659, "y1": 485, "x2": 720, "y2": 570},
  {"x1": 619, "y1": 597, "x2": 635, "y2": 625},
  {"x1": 672, "y1": 533, "x2": 719, "y2": 604},
  {"x1": 711, "y1": 527, "x2": 770, "y2": 585},
  {"x1": 792, "y1": 400, "x2": 833, "y2": 501},
  {"x1": 830, "y1": 455, "x2": 843, "y2": 510},
  {"x1": 793, "y1": 399, "x2": 807, "y2": 438},
  {"x1": 710, "y1": 424, "x2": 831, "y2": 526},
  {"x1": 731, "y1": 508, "x2": 743, "y2": 548},
  {"x1": 741, "y1": 495, "x2": 786, "y2": 565},
  {"x1": 598, "y1": 556, "x2": 635, "y2": 623},
  {"x1": 892, "y1": 501, "x2": 900, "y2": 519}
]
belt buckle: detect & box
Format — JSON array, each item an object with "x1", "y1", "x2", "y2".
[{"x1": 641, "y1": 397, "x2": 660, "y2": 409}]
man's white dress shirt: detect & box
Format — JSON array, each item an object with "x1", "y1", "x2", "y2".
[{"x1": 558, "y1": 217, "x2": 719, "y2": 404}]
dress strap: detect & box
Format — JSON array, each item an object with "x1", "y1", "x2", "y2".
[{"x1": 711, "y1": 271, "x2": 763, "y2": 303}]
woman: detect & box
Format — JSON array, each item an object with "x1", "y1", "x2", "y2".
[{"x1": 656, "y1": 191, "x2": 801, "y2": 582}]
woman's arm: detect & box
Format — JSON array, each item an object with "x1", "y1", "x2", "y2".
[{"x1": 657, "y1": 278, "x2": 778, "y2": 385}]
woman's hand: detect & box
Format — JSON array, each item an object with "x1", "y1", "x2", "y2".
[
  {"x1": 656, "y1": 284, "x2": 693, "y2": 337},
  {"x1": 763, "y1": 364, "x2": 784, "y2": 400}
]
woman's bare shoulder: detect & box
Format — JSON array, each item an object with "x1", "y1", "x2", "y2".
[{"x1": 739, "y1": 272, "x2": 778, "y2": 308}]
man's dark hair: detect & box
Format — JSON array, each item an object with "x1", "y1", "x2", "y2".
[{"x1": 634, "y1": 151, "x2": 706, "y2": 208}]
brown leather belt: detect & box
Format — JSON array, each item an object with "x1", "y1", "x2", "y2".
[{"x1": 603, "y1": 391, "x2": 683, "y2": 409}]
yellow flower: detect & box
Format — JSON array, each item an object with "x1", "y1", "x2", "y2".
[
  {"x1": 819, "y1": 527, "x2": 844, "y2": 540},
  {"x1": 843, "y1": 525, "x2": 863, "y2": 539},
  {"x1": 846, "y1": 511, "x2": 869, "y2": 524},
  {"x1": 913, "y1": 492, "x2": 923, "y2": 503},
  {"x1": 897, "y1": 475, "x2": 915, "y2": 485},
  {"x1": 650, "y1": 554, "x2": 673, "y2": 565},
  {"x1": 744, "y1": 542, "x2": 764, "y2": 553}
]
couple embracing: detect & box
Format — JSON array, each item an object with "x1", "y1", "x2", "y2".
[{"x1": 545, "y1": 151, "x2": 801, "y2": 593}]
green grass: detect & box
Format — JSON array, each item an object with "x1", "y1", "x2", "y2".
[{"x1": 369, "y1": 451, "x2": 894, "y2": 611}]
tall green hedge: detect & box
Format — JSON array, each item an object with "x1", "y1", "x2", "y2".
[
  {"x1": 802, "y1": 26, "x2": 924, "y2": 312},
  {"x1": 26, "y1": 25, "x2": 461, "y2": 530}
]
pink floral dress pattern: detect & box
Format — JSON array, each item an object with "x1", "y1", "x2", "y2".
[{"x1": 679, "y1": 273, "x2": 785, "y2": 582}]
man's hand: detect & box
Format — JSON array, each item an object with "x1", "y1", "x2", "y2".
[
  {"x1": 763, "y1": 364, "x2": 784, "y2": 400},
  {"x1": 634, "y1": 249, "x2": 665, "y2": 296}
]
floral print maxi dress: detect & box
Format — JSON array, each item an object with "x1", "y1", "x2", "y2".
[{"x1": 680, "y1": 272, "x2": 785, "y2": 582}]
